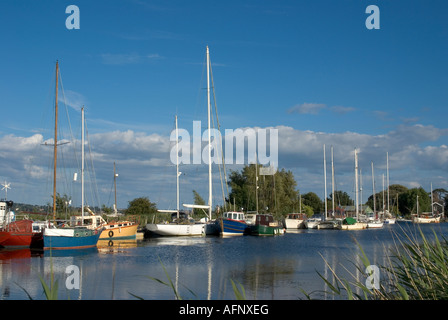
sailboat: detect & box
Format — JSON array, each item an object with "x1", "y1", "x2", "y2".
[
  {"x1": 43, "y1": 64, "x2": 102, "y2": 250},
  {"x1": 318, "y1": 145, "x2": 339, "y2": 229},
  {"x1": 148, "y1": 47, "x2": 223, "y2": 236},
  {"x1": 146, "y1": 115, "x2": 207, "y2": 236},
  {"x1": 70, "y1": 164, "x2": 138, "y2": 240},
  {"x1": 337, "y1": 148, "x2": 367, "y2": 230},
  {"x1": 382, "y1": 152, "x2": 396, "y2": 224},
  {"x1": 366, "y1": 161, "x2": 383, "y2": 229},
  {"x1": 412, "y1": 191, "x2": 441, "y2": 224}
]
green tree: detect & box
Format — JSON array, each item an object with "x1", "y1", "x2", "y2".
[
  {"x1": 366, "y1": 184, "x2": 408, "y2": 215},
  {"x1": 302, "y1": 192, "x2": 322, "y2": 215},
  {"x1": 101, "y1": 204, "x2": 113, "y2": 214},
  {"x1": 398, "y1": 187, "x2": 431, "y2": 216},
  {"x1": 126, "y1": 197, "x2": 157, "y2": 215},
  {"x1": 329, "y1": 190, "x2": 352, "y2": 206},
  {"x1": 192, "y1": 190, "x2": 207, "y2": 217},
  {"x1": 48, "y1": 193, "x2": 71, "y2": 218},
  {"x1": 227, "y1": 164, "x2": 300, "y2": 219}
]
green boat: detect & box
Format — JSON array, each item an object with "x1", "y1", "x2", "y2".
[{"x1": 247, "y1": 214, "x2": 284, "y2": 236}]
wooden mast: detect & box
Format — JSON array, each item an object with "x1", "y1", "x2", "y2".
[
  {"x1": 114, "y1": 162, "x2": 118, "y2": 214},
  {"x1": 53, "y1": 61, "x2": 59, "y2": 223}
]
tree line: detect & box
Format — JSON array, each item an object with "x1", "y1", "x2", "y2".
[
  {"x1": 226, "y1": 165, "x2": 447, "y2": 219},
  {"x1": 11, "y1": 165, "x2": 447, "y2": 221}
]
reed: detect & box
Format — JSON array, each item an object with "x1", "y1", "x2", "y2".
[{"x1": 312, "y1": 225, "x2": 448, "y2": 300}]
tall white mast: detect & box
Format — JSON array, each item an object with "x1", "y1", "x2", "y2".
[
  {"x1": 81, "y1": 106, "x2": 85, "y2": 218},
  {"x1": 371, "y1": 161, "x2": 376, "y2": 216},
  {"x1": 331, "y1": 146, "x2": 335, "y2": 216},
  {"x1": 360, "y1": 168, "x2": 363, "y2": 214},
  {"x1": 207, "y1": 46, "x2": 212, "y2": 220},
  {"x1": 175, "y1": 115, "x2": 180, "y2": 218},
  {"x1": 431, "y1": 182, "x2": 434, "y2": 214},
  {"x1": 386, "y1": 152, "x2": 390, "y2": 213},
  {"x1": 382, "y1": 174, "x2": 385, "y2": 211},
  {"x1": 354, "y1": 148, "x2": 359, "y2": 221},
  {"x1": 113, "y1": 162, "x2": 118, "y2": 214},
  {"x1": 323, "y1": 144, "x2": 327, "y2": 220},
  {"x1": 255, "y1": 152, "x2": 259, "y2": 213}
]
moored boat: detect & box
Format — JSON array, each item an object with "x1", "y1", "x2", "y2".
[
  {"x1": 42, "y1": 71, "x2": 103, "y2": 250},
  {"x1": 0, "y1": 219, "x2": 46, "y2": 248},
  {"x1": 412, "y1": 213, "x2": 441, "y2": 224},
  {"x1": 367, "y1": 219, "x2": 384, "y2": 228},
  {"x1": 412, "y1": 193, "x2": 441, "y2": 224},
  {"x1": 146, "y1": 211, "x2": 206, "y2": 236},
  {"x1": 317, "y1": 219, "x2": 339, "y2": 229},
  {"x1": 0, "y1": 200, "x2": 47, "y2": 248},
  {"x1": 284, "y1": 213, "x2": 306, "y2": 229},
  {"x1": 70, "y1": 210, "x2": 138, "y2": 240},
  {"x1": 44, "y1": 227, "x2": 102, "y2": 250},
  {"x1": 247, "y1": 214, "x2": 284, "y2": 236},
  {"x1": 304, "y1": 217, "x2": 321, "y2": 229},
  {"x1": 336, "y1": 217, "x2": 367, "y2": 230},
  {"x1": 219, "y1": 211, "x2": 249, "y2": 236},
  {"x1": 383, "y1": 217, "x2": 396, "y2": 224}
]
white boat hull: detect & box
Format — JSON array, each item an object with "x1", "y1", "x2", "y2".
[
  {"x1": 412, "y1": 216, "x2": 441, "y2": 224},
  {"x1": 285, "y1": 219, "x2": 304, "y2": 229},
  {"x1": 146, "y1": 223, "x2": 206, "y2": 236},
  {"x1": 367, "y1": 221, "x2": 384, "y2": 228},
  {"x1": 337, "y1": 222, "x2": 367, "y2": 230},
  {"x1": 384, "y1": 218, "x2": 396, "y2": 224},
  {"x1": 317, "y1": 221, "x2": 338, "y2": 229},
  {"x1": 304, "y1": 219, "x2": 321, "y2": 229}
]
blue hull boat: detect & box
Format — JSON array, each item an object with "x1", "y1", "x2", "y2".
[
  {"x1": 43, "y1": 227, "x2": 102, "y2": 250},
  {"x1": 220, "y1": 212, "x2": 249, "y2": 236}
]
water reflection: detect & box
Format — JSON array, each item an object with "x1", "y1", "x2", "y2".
[
  {"x1": 1, "y1": 222, "x2": 447, "y2": 300},
  {"x1": 97, "y1": 239, "x2": 138, "y2": 254}
]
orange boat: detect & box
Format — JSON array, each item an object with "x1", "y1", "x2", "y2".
[{"x1": 70, "y1": 210, "x2": 138, "y2": 240}]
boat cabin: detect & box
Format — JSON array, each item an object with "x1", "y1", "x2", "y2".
[
  {"x1": 246, "y1": 214, "x2": 278, "y2": 226},
  {"x1": 223, "y1": 211, "x2": 245, "y2": 221},
  {"x1": 286, "y1": 213, "x2": 307, "y2": 220},
  {"x1": 70, "y1": 215, "x2": 105, "y2": 228},
  {"x1": 0, "y1": 200, "x2": 15, "y2": 226}
]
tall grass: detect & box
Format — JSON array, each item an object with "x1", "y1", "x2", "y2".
[{"x1": 312, "y1": 225, "x2": 448, "y2": 300}]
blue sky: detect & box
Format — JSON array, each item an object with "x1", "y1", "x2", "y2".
[{"x1": 0, "y1": 1, "x2": 447, "y2": 211}]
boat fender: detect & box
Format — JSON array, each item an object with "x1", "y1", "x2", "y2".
[
  {"x1": 108, "y1": 230, "x2": 114, "y2": 238},
  {"x1": 108, "y1": 240, "x2": 113, "y2": 247}
]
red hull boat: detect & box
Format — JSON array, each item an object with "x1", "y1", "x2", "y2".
[{"x1": 0, "y1": 219, "x2": 43, "y2": 248}]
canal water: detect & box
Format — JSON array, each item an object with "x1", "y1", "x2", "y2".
[{"x1": 1, "y1": 221, "x2": 447, "y2": 300}]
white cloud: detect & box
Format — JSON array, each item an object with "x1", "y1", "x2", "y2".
[
  {"x1": 1, "y1": 122, "x2": 447, "y2": 209},
  {"x1": 330, "y1": 106, "x2": 356, "y2": 114},
  {"x1": 58, "y1": 90, "x2": 87, "y2": 112},
  {"x1": 287, "y1": 103, "x2": 356, "y2": 116},
  {"x1": 287, "y1": 103, "x2": 326, "y2": 115}
]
